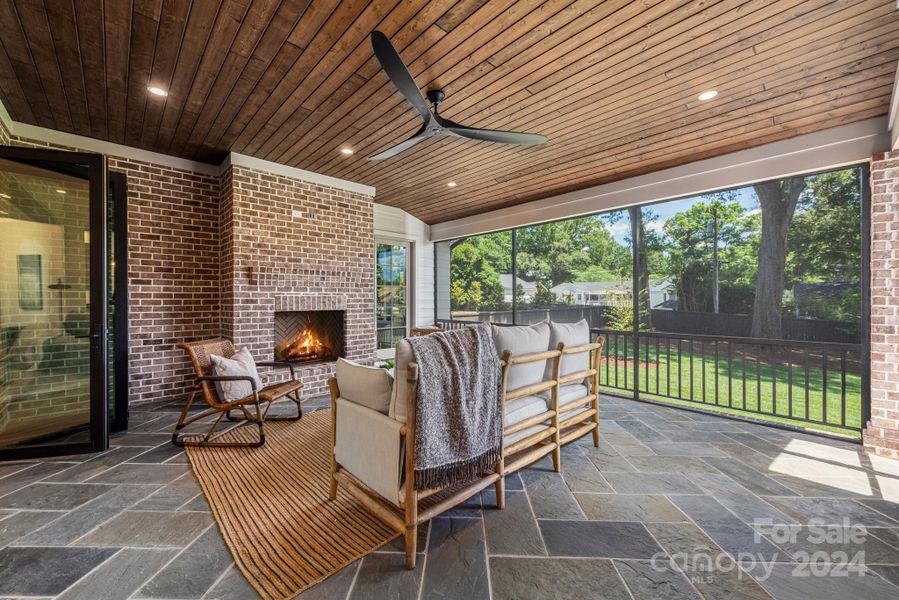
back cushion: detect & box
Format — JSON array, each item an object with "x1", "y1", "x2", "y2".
[
  {"x1": 335, "y1": 358, "x2": 393, "y2": 415},
  {"x1": 545, "y1": 320, "x2": 591, "y2": 379},
  {"x1": 493, "y1": 322, "x2": 551, "y2": 392}
]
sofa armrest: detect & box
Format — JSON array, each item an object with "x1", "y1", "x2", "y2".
[{"x1": 334, "y1": 398, "x2": 404, "y2": 505}]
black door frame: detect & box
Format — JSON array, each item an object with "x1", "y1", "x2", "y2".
[
  {"x1": 109, "y1": 171, "x2": 129, "y2": 432},
  {"x1": 0, "y1": 146, "x2": 108, "y2": 460}
]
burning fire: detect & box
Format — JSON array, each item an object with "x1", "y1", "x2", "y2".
[{"x1": 276, "y1": 328, "x2": 325, "y2": 362}]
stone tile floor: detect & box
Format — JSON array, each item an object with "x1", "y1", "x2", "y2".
[{"x1": 0, "y1": 395, "x2": 898, "y2": 599}]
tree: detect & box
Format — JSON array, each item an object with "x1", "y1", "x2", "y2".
[
  {"x1": 532, "y1": 282, "x2": 557, "y2": 307},
  {"x1": 663, "y1": 194, "x2": 752, "y2": 313},
  {"x1": 449, "y1": 233, "x2": 509, "y2": 311},
  {"x1": 751, "y1": 177, "x2": 806, "y2": 339},
  {"x1": 787, "y1": 169, "x2": 861, "y2": 283},
  {"x1": 629, "y1": 207, "x2": 652, "y2": 329}
]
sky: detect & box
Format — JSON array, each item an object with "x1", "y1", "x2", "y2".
[{"x1": 606, "y1": 186, "x2": 760, "y2": 244}]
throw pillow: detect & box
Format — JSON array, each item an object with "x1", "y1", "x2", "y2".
[
  {"x1": 210, "y1": 347, "x2": 263, "y2": 402},
  {"x1": 335, "y1": 358, "x2": 394, "y2": 414},
  {"x1": 545, "y1": 319, "x2": 591, "y2": 379},
  {"x1": 492, "y1": 321, "x2": 551, "y2": 391}
]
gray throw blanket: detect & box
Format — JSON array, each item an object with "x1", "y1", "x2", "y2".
[{"x1": 406, "y1": 322, "x2": 502, "y2": 491}]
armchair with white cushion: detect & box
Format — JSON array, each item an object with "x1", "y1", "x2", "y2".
[{"x1": 327, "y1": 341, "x2": 502, "y2": 570}]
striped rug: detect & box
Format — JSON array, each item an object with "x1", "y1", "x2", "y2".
[{"x1": 185, "y1": 410, "x2": 398, "y2": 600}]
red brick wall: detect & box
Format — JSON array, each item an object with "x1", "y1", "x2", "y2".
[
  {"x1": 223, "y1": 164, "x2": 376, "y2": 397},
  {"x1": 3, "y1": 129, "x2": 377, "y2": 405},
  {"x1": 865, "y1": 151, "x2": 899, "y2": 458},
  {"x1": 109, "y1": 157, "x2": 221, "y2": 403}
]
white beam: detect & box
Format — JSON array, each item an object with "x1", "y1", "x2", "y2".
[
  {"x1": 430, "y1": 117, "x2": 890, "y2": 242},
  {"x1": 224, "y1": 153, "x2": 375, "y2": 196}
]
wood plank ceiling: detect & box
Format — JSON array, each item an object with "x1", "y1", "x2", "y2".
[{"x1": 0, "y1": 0, "x2": 897, "y2": 224}]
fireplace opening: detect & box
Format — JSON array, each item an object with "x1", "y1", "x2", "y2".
[{"x1": 274, "y1": 310, "x2": 345, "y2": 364}]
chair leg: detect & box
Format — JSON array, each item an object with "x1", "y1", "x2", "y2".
[
  {"x1": 404, "y1": 523, "x2": 417, "y2": 570},
  {"x1": 171, "y1": 389, "x2": 197, "y2": 446},
  {"x1": 494, "y1": 476, "x2": 505, "y2": 510},
  {"x1": 263, "y1": 391, "x2": 303, "y2": 422},
  {"x1": 328, "y1": 450, "x2": 338, "y2": 501},
  {"x1": 551, "y1": 444, "x2": 561, "y2": 473},
  {"x1": 172, "y1": 394, "x2": 265, "y2": 449},
  {"x1": 251, "y1": 399, "x2": 265, "y2": 448},
  {"x1": 592, "y1": 423, "x2": 600, "y2": 447}
]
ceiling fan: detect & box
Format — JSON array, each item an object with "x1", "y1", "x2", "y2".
[{"x1": 367, "y1": 31, "x2": 548, "y2": 161}]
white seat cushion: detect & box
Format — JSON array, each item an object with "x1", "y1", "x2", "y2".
[
  {"x1": 505, "y1": 423, "x2": 547, "y2": 446},
  {"x1": 538, "y1": 383, "x2": 591, "y2": 408},
  {"x1": 504, "y1": 394, "x2": 551, "y2": 428},
  {"x1": 492, "y1": 322, "x2": 550, "y2": 391}
]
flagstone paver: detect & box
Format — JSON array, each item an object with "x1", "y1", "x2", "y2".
[{"x1": 0, "y1": 395, "x2": 894, "y2": 599}]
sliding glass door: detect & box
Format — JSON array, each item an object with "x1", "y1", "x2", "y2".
[
  {"x1": 0, "y1": 147, "x2": 108, "y2": 458},
  {"x1": 376, "y1": 240, "x2": 411, "y2": 350}
]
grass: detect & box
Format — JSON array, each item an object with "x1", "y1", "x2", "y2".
[{"x1": 597, "y1": 341, "x2": 863, "y2": 439}]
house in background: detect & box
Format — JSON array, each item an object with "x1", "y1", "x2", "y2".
[
  {"x1": 549, "y1": 279, "x2": 676, "y2": 308},
  {"x1": 650, "y1": 280, "x2": 679, "y2": 310},
  {"x1": 550, "y1": 281, "x2": 630, "y2": 305},
  {"x1": 499, "y1": 273, "x2": 536, "y2": 303}
]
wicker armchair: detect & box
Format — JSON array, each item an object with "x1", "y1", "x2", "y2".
[{"x1": 173, "y1": 338, "x2": 303, "y2": 448}]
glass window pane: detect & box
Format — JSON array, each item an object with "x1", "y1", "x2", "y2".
[
  {"x1": 0, "y1": 157, "x2": 92, "y2": 448},
  {"x1": 376, "y1": 241, "x2": 409, "y2": 350}
]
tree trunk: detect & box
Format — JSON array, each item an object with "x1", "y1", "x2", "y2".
[
  {"x1": 630, "y1": 207, "x2": 653, "y2": 330},
  {"x1": 750, "y1": 178, "x2": 805, "y2": 339}
]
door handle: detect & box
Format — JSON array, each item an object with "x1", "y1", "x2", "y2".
[{"x1": 74, "y1": 330, "x2": 103, "y2": 352}]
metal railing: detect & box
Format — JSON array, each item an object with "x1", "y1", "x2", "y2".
[{"x1": 435, "y1": 319, "x2": 865, "y2": 437}]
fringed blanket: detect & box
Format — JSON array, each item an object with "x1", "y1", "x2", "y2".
[{"x1": 406, "y1": 322, "x2": 502, "y2": 491}]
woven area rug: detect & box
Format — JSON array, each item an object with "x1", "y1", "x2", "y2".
[{"x1": 185, "y1": 410, "x2": 398, "y2": 600}]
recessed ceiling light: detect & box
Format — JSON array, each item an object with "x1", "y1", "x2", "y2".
[
  {"x1": 447, "y1": 181, "x2": 457, "y2": 188},
  {"x1": 56, "y1": 189, "x2": 67, "y2": 194},
  {"x1": 340, "y1": 147, "x2": 354, "y2": 155},
  {"x1": 697, "y1": 90, "x2": 718, "y2": 101},
  {"x1": 148, "y1": 86, "x2": 168, "y2": 97}
]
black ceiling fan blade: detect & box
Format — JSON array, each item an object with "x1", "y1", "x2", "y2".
[
  {"x1": 370, "y1": 31, "x2": 432, "y2": 124},
  {"x1": 439, "y1": 117, "x2": 547, "y2": 146},
  {"x1": 367, "y1": 125, "x2": 430, "y2": 161}
]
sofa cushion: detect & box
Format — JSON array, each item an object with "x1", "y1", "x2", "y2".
[
  {"x1": 505, "y1": 423, "x2": 548, "y2": 446},
  {"x1": 335, "y1": 358, "x2": 393, "y2": 414},
  {"x1": 210, "y1": 347, "x2": 262, "y2": 402},
  {"x1": 493, "y1": 322, "x2": 550, "y2": 392},
  {"x1": 545, "y1": 319, "x2": 591, "y2": 379},
  {"x1": 504, "y1": 394, "x2": 550, "y2": 428},
  {"x1": 538, "y1": 383, "x2": 591, "y2": 408}
]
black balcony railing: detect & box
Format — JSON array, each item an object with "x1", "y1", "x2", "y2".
[{"x1": 435, "y1": 319, "x2": 865, "y2": 438}]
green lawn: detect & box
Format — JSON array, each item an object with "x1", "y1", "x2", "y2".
[{"x1": 597, "y1": 340, "x2": 862, "y2": 438}]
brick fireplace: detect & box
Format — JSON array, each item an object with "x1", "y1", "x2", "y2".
[
  {"x1": 220, "y1": 163, "x2": 377, "y2": 398},
  {"x1": 273, "y1": 310, "x2": 345, "y2": 364}
]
